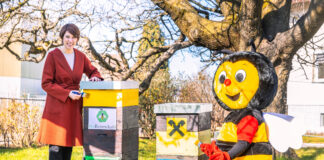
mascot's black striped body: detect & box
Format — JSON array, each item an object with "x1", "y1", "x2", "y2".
[
  {"x1": 200, "y1": 52, "x2": 278, "y2": 160},
  {"x1": 217, "y1": 109, "x2": 272, "y2": 160}
]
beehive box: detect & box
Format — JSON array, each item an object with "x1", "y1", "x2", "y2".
[
  {"x1": 154, "y1": 103, "x2": 212, "y2": 160},
  {"x1": 81, "y1": 81, "x2": 139, "y2": 160}
]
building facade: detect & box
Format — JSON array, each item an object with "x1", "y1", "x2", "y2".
[
  {"x1": 287, "y1": 0, "x2": 324, "y2": 133},
  {"x1": 0, "y1": 43, "x2": 46, "y2": 99}
]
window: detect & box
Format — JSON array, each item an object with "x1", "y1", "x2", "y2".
[
  {"x1": 316, "y1": 54, "x2": 324, "y2": 79},
  {"x1": 318, "y1": 63, "x2": 324, "y2": 79},
  {"x1": 320, "y1": 113, "x2": 324, "y2": 127}
]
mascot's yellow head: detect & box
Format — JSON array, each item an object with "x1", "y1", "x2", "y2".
[{"x1": 213, "y1": 52, "x2": 278, "y2": 111}]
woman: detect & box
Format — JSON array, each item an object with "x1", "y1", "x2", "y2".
[{"x1": 37, "y1": 23, "x2": 103, "y2": 160}]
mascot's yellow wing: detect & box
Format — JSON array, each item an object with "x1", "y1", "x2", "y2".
[{"x1": 263, "y1": 112, "x2": 306, "y2": 152}]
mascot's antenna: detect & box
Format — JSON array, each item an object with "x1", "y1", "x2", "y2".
[{"x1": 249, "y1": 39, "x2": 256, "y2": 52}]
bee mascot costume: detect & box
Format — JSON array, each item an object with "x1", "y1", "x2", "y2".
[{"x1": 200, "y1": 51, "x2": 278, "y2": 160}]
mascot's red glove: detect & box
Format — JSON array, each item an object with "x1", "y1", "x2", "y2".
[
  {"x1": 200, "y1": 141, "x2": 231, "y2": 160},
  {"x1": 200, "y1": 140, "x2": 219, "y2": 156},
  {"x1": 209, "y1": 152, "x2": 231, "y2": 160}
]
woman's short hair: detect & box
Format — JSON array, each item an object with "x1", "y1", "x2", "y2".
[{"x1": 59, "y1": 23, "x2": 80, "y2": 40}]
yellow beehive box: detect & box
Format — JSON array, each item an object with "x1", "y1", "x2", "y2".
[{"x1": 80, "y1": 81, "x2": 139, "y2": 107}]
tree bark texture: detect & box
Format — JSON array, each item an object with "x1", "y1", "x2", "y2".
[
  {"x1": 152, "y1": 0, "x2": 324, "y2": 159},
  {"x1": 152, "y1": 0, "x2": 324, "y2": 116}
]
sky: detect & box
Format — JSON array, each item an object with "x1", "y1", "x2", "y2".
[
  {"x1": 85, "y1": 22, "x2": 216, "y2": 79},
  {"x1": 169, "y1": 52, "x2": 217, "y2": 78},
  {"x1": 74, "y1": 0, "x2": 219, "y2": 79},
  {"x1": 87, "y1": 26, "x2": 218, "y2": 78},
  {"x1": 169, "y1": 53, "x2": 202, "y2": 77}
]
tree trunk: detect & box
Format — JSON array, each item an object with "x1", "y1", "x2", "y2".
[
  {"x1": 266, "y1": 61, "x2": 292, "y2": 114},
  {"x1": 265, "y1": 55, "x2": 301, "y2": 159},
  {"x1": 273, "y1": 148, "x2": 300, "y2": 160},
  {"x1": 150, "y1": 0, "x2": 324, "y2": 159}
]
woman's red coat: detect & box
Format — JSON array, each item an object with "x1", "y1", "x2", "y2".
[{"x1": 37, "y1": 48, "x2": 102, "y2": 147}]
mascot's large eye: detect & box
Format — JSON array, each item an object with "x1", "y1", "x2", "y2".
[
  {"x1": 235, "y1": 70, "x2": 246, "y2": 82},
  {"x1": 219, "y1": 71, "x2": 226, "y2": 83}
]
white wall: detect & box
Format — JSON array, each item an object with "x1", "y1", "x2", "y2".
[
  {"x1": 287, "y1": 81, "x2": 324, "y2": 133},
  {"x1": 0, "y1": 76, "x2": 21, "y2": 98},
  {"x1": 288, "y1": 105, "x2": 324, "y2": 133},
  {"x1": 0, "y1": 43, "x2": 46, "y2": 98},
  {"x1": 20, "y1": 77, "x2": 46, "y2": 98},
  {"x1": 287, "y1": 17, "x2": 324, "y2": 133},
  {"x1": 287, "y1": 81, "x2": 324, "y2": 106},
  {"x1": 20, "y1": 44, "x2": 45, "y2": 80},
  {"x1": 0, "y1": 76, "x2": 46, "y2": 98},
  {"x1": 288, "y1": 24, "x2": 324, "y2": 83}
]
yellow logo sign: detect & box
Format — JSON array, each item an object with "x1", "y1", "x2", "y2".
[{"x1": 166, "y1": 118, "x2": 187, "y2": 139}]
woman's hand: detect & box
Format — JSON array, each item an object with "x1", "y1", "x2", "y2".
[
  {"x1": 69, "y1": 90, "x2": 81, "y2": 100},
  {"x1": 89, "y1": 77, "x2": 101, "y2": 81}
]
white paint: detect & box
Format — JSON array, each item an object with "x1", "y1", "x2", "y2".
[
  {"x1": 88, "y1": 108, "x2": 116, "y2": 130},
  {"x1": 154, "y1": 103, "x2": 213, "y2": 114},
  {"x1": 80, "y1": 81, "x2": 139, "y2": 90}
]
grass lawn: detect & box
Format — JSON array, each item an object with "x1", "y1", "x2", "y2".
[
  {"x1": 1, "y1": 137, "x2": 324, "y2": 160},
  {"x1": 0, "y1": 138, "x2": 155, "y2": 160},
  {"x1": 277, "y1": 136, "x2": 324, "y2": 160},
  {"x1": 303, "y1": 136, "x2": 324, "y2": 144},
  {"x1": 295, "y1": 148, "x2": 324, "y2": 160},
  {"x1": 138, "y1": 138, "x2": 156, "y2": 160},
  {"x1": 0, "y1": 146, "x2": 83, "y2": 160}
]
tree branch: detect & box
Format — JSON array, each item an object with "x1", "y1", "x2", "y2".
[
  {"x1": 0, "y1": 0, "x2": 29, "y2": 27},
  {"x1": 138, "y1": 40, "x2": 193, "y2": 94},
  {"x1": 238, "y1": 0, "x2": 263, "y2": 50},
  {"x1": 261, "y1": 0, "x2": 291, "y2": 41},
  {"x1": 82, "y1": 37, "x2": 121, "y2": 72},
  {"x1": 115, "y1": 31, "x2": 130, "y2": 69},
  {"x1": 278, "y1": 0, "x2": 324, "y2": 54},
  {"x1": 151, "y1": 0, "x2": 238, "y2": 50},
  {"x1": 189, "y1": 0, "x2": 221, "y2": 14},
  {"x1": 160, "y1": 15, "x2": 174, "y2": 40},
  {"x1": 122, "y1": 44, "x2": 172, "y2": 81},
  {"x1": 216, "y1": 0, "x2": 241, "y2": 20}
]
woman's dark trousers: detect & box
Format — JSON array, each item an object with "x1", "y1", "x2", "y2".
[{"x1": 49, "y1": 145, "x2": 72, "y2": 160}]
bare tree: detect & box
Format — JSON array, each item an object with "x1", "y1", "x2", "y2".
[
  {"x1": 0, "y1": 0, "x2": 193, "y2": 95},
  {"x1": 150, "y1": 0, "x2": 324, "y2": 115},
  {"x1": 0, "y1": 0, "x2": 90, "y2": 62},
  {"x1": 289, "y1": 3, "x2": 324, "y2": 82},
  {"x1": 2, "y1": 0, "x2": 323, "y2": 112},
  {"x1": 177, "y1": 72, "x2": 229, "y2": 131},
  {"x1": 149, "y1": 0, "x2": 324, "y2": 158}
]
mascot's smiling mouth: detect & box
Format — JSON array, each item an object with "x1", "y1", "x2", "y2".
[{"x1": 226, "y1": 93, "x2": 240, "y2": 101}]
